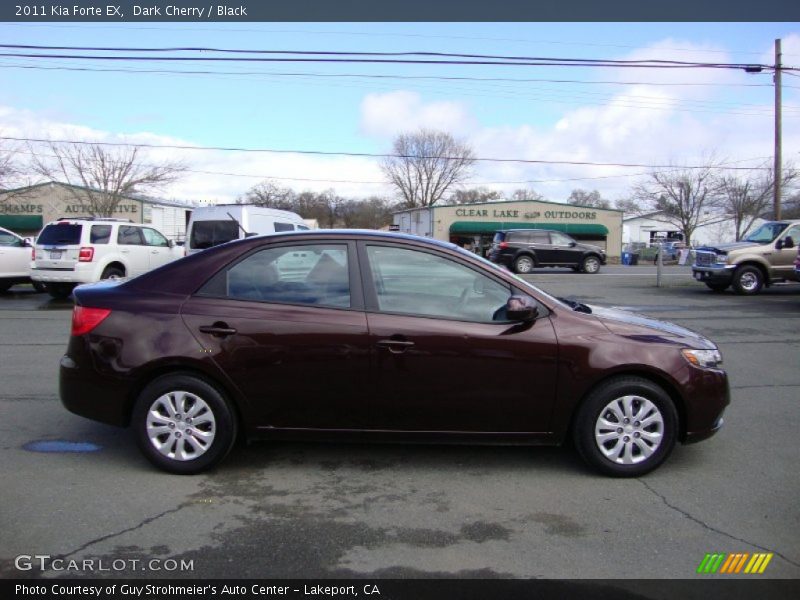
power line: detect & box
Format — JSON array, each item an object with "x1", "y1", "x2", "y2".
[
  {"x1": 0, "y1": 61, "x2": 776, "y2": 87},
  {"x1": 1, "y1": 51, "x2": 789, "y2": 71},
  {"x1": 3, "y1": 135, "x2": 775, "y2": 171}
]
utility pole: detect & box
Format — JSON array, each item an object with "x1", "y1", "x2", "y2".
[{"x1": 774, "y1": 38, "x2": 782, "y2": 221}]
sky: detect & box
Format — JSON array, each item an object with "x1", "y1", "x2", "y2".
[{"x1": 0, "y1": 21, "x2": 798, "y2": 205}]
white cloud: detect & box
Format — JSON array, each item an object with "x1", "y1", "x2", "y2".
[
  {"x1": 0, "y1": 105, "x2": 391, "y2": 202},
  {"x1": 360, "y1": 90, "x2": 475, "y2": 138}
]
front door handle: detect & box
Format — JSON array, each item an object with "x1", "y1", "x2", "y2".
[
  {"x1": 199, "y1": 324, "x2": 238, "y2": 338},
  {"x1": 377, "y1": 339, "x2": 415, "y2": 354}
]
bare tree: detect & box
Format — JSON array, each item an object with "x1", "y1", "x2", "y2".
[
  {"x1": 240, "y1": 180, "x2": 295, "y2": 210},
  {"x1": 381, "y1": 129, "x2": 476, "y2": 208},
  {"x1": 568, "y1": 189, "x2": 611, "y2": 209},
  {"x1": 632, "y1": 162, "x2": 723, "y2": 246},
  {"x1": 29, "y1": 141, "x2": 185, "y2": 217},
  {"x1": 716, "y1": 162, "x2": 798, "y2": 240},
  {"x1": 446, "y1": 187, "x2": 503, "y2": 205},
  {"x1": 338, "y1": 196, "x2": 397, "y2": 229},
  {"x1": 510, "y1": 188, "x2": 544, "y2": 202}
]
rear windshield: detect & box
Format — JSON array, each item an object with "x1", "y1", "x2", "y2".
[
  {"x1": 274, "y1": 222, "x2": 295, "y2": 232},
  {"x1": 190, "y1": 220, "x2": 240, "y2": 250},
  {"x1": 37, "y1": 223, "x2": 82, "y2": 246},
  {"x1": 492, "y1": 232, "x2": 506, "y2": 243}
]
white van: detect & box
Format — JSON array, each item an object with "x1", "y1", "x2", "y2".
[{"x1": 186, "y1": 205, "x2": 309, "y2": 256}]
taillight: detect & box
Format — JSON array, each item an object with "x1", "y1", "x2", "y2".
[
  {"x1": 78, "y1": 247, "x2": 94, "y2": 262},
  {"x1": 31, "y1": 247, "x2": 36, "y2": 260},
  {"x1": 499, "y1": 241, "x2": 509, "y2": 249},
  {"x1": 71, "y1": 306, "x2": 111, "y2": 336}
]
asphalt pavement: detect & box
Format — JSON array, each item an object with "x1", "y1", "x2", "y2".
[{"x1": 0, "y1": 265, "x2": 798, "y2": 586}]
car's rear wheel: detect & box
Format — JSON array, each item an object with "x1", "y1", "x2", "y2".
[
  {"x1": 573, "y1": 376, "x2": 677, "y2": 477},
  {"x1": 46, "y1": 283, "x2": 76, "y2": 299},
  {"x1": 581, "y1": 255, "x2": 601, "y2": 274},
  {"x1": 32, "y1": 281, "x2": 46, "y2": 293},
  {"x1": 101, "y1": 265, "x2": 125, "y2": 280},
  {"x1": 705, "y1": 282, "x2": 728, "y2": 293},
  {"x1": 0, "y1": 282, "x2": 12, "y2": 294},
  {"x1": 513, "y1": 255, "x2": 535, "y2": 274},
  {"x1": 132, "y1": 374, "x2": 238, "y2": 474},
  {"x1": 732, "y1": 265, "x2": 764, "y2": 295}
]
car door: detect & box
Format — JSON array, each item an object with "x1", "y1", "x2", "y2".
[
  {"x1": 180, "y1": 241, "x2": 371, "y2": 429},
  {"x1": 0, "y1": 230, "x2": 30, "y2": 278},
  {"x1": 140, "y1": 227, "x2": 175, "y2": 270},
  {"x1": 549, "y1": 231, "x2": 579, "y2": 265},
  {"x1": 359, "y1": 242, "x2": 558, "y2": 433},
  {"x1": 528, "y1": 230, "x2": 554, "y2": 264},
  {"x1": 774, "y1": 224, "x2": 800, "y2": 279},
  {"x1": 116, "y1": 225, "x2": 150, "y2": 277}
]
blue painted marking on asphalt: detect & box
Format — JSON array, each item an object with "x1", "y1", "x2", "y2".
[{"x1": 23, "y1": 440, "x2": 102, "y2": 453}]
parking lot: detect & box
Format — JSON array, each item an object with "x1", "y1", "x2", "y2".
[{"x1": 0, "y1": 265, "x2": 798, "y2": 583}]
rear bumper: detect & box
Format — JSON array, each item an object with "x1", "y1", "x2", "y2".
[
  {"x1": 31, "y1": 265, "x2": 97, "y2": 284},
  {"x1": 59, "y1": 351, "x2": 131, "y2": 427}
]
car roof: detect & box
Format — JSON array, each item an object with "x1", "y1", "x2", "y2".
[
  {"x1": 246, "y1": 228, "x2": 461, "y2": 250},
  {"x1": 499, "y1": 228, "x2": 559, "y2": 234}
]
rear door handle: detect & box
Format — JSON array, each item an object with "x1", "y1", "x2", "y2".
[
  {"x1": 199, "y1": 324, "x2": 238, "y2": 337},
  {"x1": 377, "y1": 339, "x2": 415, "y2": 354}
]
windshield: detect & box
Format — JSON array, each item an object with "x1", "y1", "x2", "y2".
[{"x1": 745, "y1": 222, "x2": 788, "y2": 244}]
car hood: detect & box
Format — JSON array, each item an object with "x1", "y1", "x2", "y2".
[
  {"x1": 588, "y1": 304, "x2": 716, "y2": 349},
  {"x1": 695, "y1": 241, "x2": 760, "y2": 254}
]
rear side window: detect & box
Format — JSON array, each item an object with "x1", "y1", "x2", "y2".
[
  {"x1": 118, "y1": 226, "x2": 144, "y2": 245},
  {"x1": 273, "y1": 222, "x2": 295, "y2": 232},
  {"x1": 200, "y1": 244, "x2": 350, "y2": 308},
  {"x1": 37, "y1": 224, "x2": 82, "y2": 246},
  {"x1": 90, "y1": 225, "x2": 112, "y2": 244},
  {"x1": 530, "y1": 231, "x2": 550, "y2": 243},
  {"x1": 190, "y1": 220, "x2": 240, "y2": 250},
  {"x1": 492, "y1": 232, "x2": 507, "y2": 243},
  {"x1": 507, "y1": 231, "x2": 530, "y2": 243}
]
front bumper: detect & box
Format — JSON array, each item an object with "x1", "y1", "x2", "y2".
[
  {"x1": 680, "y1": 365, "x2": 730, "y2": 444},
  {"x1": 692, "y1": 264, "x2": 736, "y2": 285}
]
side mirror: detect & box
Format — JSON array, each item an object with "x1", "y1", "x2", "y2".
[
  {"x1": 22, "y1": 238, "x2": 32, "y2": 247},
  {"x1": 784, "y1": 236, "x2": 795, "y2": 249},
  {"x1": 569, "y1": 241, "x2": 577, "y2": 247},
  {"x1": 168, "y1": 239, "x2": 175, "y2": 248},
  {"x1": 506, "y1": 295, "x2": 538, "y2": 322}
]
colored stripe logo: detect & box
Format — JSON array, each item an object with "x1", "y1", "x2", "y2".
[{"x1": 697, "y1": 552, "x2": 773, "y2": 574}]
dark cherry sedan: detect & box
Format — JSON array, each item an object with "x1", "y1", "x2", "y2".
[{"x1": 60, "y1": 231, "x2": 729, "y2": 476}]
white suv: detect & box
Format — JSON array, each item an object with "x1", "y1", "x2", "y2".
[
  {"x1": 0, "y1": 226, "x2": 42, "y2": 293},
  {"x1": 32, "y1": 218, "x2": 183, "y2": 298}
]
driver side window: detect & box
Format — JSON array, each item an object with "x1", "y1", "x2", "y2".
[{"x1": 365, "y1": 245, "x2": 511, "y2": 322}]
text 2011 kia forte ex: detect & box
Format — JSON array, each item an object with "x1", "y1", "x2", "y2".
[{"x1": 60, "y1": 230, "x2": 729, "y2": 476}]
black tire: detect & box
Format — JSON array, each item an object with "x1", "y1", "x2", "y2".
[
  {"x1": 581, "y1": 255, "x2": 602, "y2": 274},
  {"x1": 132, "y1": 373, "x2": 238, "y2": 474},
  {"x1": 32, "y1": 281, "x2": 46, "y2": 293},
  {"x1": 101, "y1": 265, "x2": 125, "y2": 280},
  {"x1": 705, "y1": 282, "x2": 728, "y2": 293},
  {"x1": 513, "y1": 254, "x2": 535, "y2": 274},
  {"x1": 573, "y1": 376, "x2": 678, "y2": 477},
  {"x1": 0, "y1": 282, "x2": 12, "y2": 294},
  {"x1": 46, "y1": 283, "x2": 76, "y2": 299},
  {"x1": 732, "y1": 265, "x2": 764, "y2": 295}
]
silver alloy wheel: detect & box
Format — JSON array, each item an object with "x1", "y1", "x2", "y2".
[
  {"x1": 146, "y1": 390, "x2": 216, "y2": 461},
  {"x1": 583, "y1": 257, "x2": 600, "y2": 273},
  {"x1": 515, "y1": 256, "x2": 534, "y2": 273},
  {"x1": 594, "y1": 395, "x2": 664, "y2": 465},
  {"x1": 738, "y1": 271, "x2": 760, "y2": 292}
]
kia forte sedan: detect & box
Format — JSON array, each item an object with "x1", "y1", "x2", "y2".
[{"x1": 60, "y1": 231, "x2": 728, "y2": 476}]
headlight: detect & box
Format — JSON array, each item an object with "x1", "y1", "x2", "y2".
[
  {"x1": 681, "y1": 348, "x2": 723, "y2": 369},
  {"x1": 715, "y1": 254, "x2": 728, "y2": 264}
]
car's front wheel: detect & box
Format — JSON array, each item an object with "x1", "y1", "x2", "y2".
[
  {"x1": 132, "y1": 374, "x2": 238, "y2": 474},
  {"x1": 573, "y1": 376, "x2": 677, "y2": 477},
  {"x1": 732, "y1": 265, "x2": 764, "y2": 295}
]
